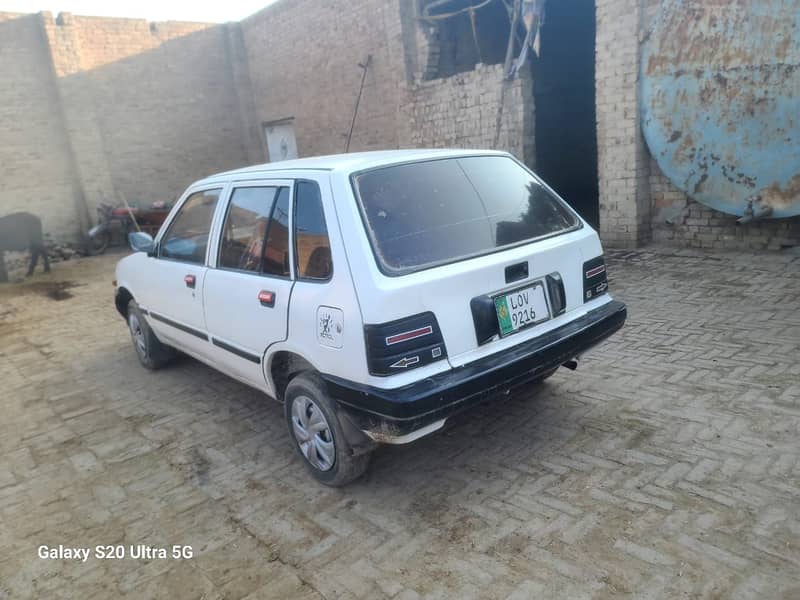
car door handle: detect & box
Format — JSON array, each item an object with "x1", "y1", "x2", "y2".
[
  {"x1": 258, "y1": 290, "x2": 275, "y2": 307},
  {"x1": 184, "y1": 274, "x2": 196, "y2": 289}
]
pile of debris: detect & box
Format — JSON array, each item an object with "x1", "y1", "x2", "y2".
[
  {"x1": 44, "y1": 234, "x2": 86, "y2": 262},
  {"x1": 1, "y1": 237, "x2": 87, "y2": 277}
]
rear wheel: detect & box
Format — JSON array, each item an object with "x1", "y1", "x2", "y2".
[
  {"x1": 285, "y1": 373, "x2": 371, "y2": 486},
  {"x1": 88, "y1": 231, "x2": 111, "y2": 255},
  {"x1": 127, "y1": 299, "x2": 175, "y2": 370}
]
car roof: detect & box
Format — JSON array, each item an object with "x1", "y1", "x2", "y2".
[{"x1": 198, "y1": 148, "x2": 509, "y2": 184}]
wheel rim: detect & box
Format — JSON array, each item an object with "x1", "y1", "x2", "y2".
[
  {"x1": 128, "y1": 313, "x2": 147, "y2": 357},
  {"x1": 290, "y1": 395, "x2": 335, "y2": 472}
]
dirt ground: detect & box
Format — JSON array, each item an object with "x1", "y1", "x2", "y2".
[{"x1": 1, "y1": 247, "x2": 799, "y2": 599}]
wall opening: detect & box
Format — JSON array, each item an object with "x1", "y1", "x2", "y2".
[
  {"x1": 533, "y1": 0, "x2": 599, "y2": 228},
  {"x1": 422, "y1": 0, "x2": 512, "y2": 79}
]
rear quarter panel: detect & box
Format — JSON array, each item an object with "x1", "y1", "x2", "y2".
[{"x1": 265, "y1": 172, "x2": 370, "y2": 390}]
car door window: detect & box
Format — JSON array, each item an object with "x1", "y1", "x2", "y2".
[
  {"x1": 160, "y1": 189, "x2": 221, "y2": 264},
  {"x1": 219, "y1": 187, "x2": 279, "y2": 272},
  {"x1": 263, "y1": 187, "x2": 291, "y2": 277},
  {"x1": 294, "y1": 181, "x2": 332, "y2": 280}
]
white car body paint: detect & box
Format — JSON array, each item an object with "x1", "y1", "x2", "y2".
[{"x1": 115, "y1": 149, "x2": 617, "y2": 441}]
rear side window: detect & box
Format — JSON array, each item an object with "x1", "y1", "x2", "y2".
[
  {"x1": 218, "y1": 187, "x2": 278, "y2": 272},
  {"x1": 294, "y1": 181, "x2": 332, "y2": 280},
  {"x1": 263, "y1": 187, "x2": 291, "y2": 277},
  {"x1": 160, "y1": 189, "x2": 221, "y2": 264},
  {"x1": 353, "y1": 156, "x2": 579, "y2": 275}
]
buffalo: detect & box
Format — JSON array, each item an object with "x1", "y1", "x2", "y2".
[{"x1": 0, "y1": 212, "x2": 51, "y2": 282}]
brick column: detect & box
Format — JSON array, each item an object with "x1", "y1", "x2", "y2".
[{"x1": 595, "y1": 0, "x2": 651, "y2": 247}]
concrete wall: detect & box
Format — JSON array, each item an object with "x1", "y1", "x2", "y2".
[{"x1": 0, "y1": 12, "x2": 260, "y2": 242}]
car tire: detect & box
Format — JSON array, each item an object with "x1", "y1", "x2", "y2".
[
  {"x1": 531, "y1": 366, "x2": 558, "y2": 384},
  {"x1": 284, "y1": 373, "x2": 371, "y2": 487},
  {"x1": 127, "y1": 299, "x2": 175, "y2": 370}
]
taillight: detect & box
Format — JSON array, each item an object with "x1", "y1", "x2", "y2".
[
  {"x1": 583, "y1": 256, "x2": 609, "y2": 302},
  {"x1": 364, "y1": 312, "x2": 447, "y2": 376}
]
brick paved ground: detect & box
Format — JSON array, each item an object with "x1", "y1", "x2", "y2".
[{"x1": 1, "y1": 247, "x2": 799, "y2": 599}]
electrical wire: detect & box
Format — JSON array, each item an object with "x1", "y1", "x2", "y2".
[{"x1": 420, "y1": 0, "x2": 497, "y2": 22}]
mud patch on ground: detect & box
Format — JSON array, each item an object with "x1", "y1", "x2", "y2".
[
  {"x1": 0, "y1": 279, "x2": 83, "y2": 302},
  {"x1": 24, "y1": 280, "x2": 81, "y2": 301}
]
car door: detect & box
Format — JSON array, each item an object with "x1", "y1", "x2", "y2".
[
  {"x1": 142, "y1": 185, "x2": 225, "y2": 358},
  {"x1": 203, "y1": 181, "x2": 295, "y2": 390}
]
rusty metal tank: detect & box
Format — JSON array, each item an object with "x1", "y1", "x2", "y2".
[{"x1": 640, "y1": 0, "x2": 800, "y2": 219}]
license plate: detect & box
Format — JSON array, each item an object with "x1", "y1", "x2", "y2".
[{"x1": 494, "y1": 282, "x2": 550, "y2": 336}]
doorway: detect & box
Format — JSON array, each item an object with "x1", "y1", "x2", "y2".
[{"x1": 533, "y1": 0, "x2": 599, "y2": 228}]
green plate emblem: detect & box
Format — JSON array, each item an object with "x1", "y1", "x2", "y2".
[{"x1": 494, "y1": 296, "x2": 513, "y2": 336}]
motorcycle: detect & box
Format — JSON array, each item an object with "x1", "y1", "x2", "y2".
[{"x1": 87, "y1": 201, "x2": 171, "y2": 255}]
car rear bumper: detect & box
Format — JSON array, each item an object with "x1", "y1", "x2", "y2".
[{"x1": 322, "y1": 299, "x2": 627, "y2": 444}]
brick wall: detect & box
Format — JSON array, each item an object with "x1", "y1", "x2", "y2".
[
  {"x1": 3, "y1": 1, "x2": 796, "y2": 251},
  {"x1": 400, "y1": 64, "x2": 534, "y2": 163},
  {"x1": 649, "y1": 160, "x2": 800, "y2": 250},
  {"x1": 240, "y1": 0, "x2": 408, "y2": 158},
  {"x1": 1, "y1": 12, "x2": 259, "y2": 242},
  {"x1": 242, "y1": 2, "x2": 533, "y2": 166},
  {"x1": 45, "y1": 14, "x2": 261, "y2": 227},
  {"x1": 595, "y1": 0, "x2": 652, "y2": 248},
  {"x1": 0, "y1": 13, "x2": 82, "y2": 238}
]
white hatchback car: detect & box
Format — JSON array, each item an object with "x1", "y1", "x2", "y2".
[{"x1": 115, "y1": 149, "x2": 626, "y2": 485}]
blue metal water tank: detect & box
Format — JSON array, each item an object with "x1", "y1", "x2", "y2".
[{"x1": 641, "y1": 0, "x2": 800, "y2": 219}]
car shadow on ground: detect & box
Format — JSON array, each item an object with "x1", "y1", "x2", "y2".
[{"x1": 92, "y1": 340, "x2": 593, "y2": 501}]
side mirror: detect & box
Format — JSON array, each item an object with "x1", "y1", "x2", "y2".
[{"x1": 128, "y1": 231, "x2": 155, "y2": 255}]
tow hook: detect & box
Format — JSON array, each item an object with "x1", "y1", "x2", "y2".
[{"x1": 562, "y1": 358, "x2": 578, "y2": 371}]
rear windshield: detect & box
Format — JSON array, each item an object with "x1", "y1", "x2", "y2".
[{"x1": 352, "y1": 156, "x2": 580, "y2": 275}]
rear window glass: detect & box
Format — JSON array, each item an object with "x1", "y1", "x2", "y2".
[{"x1": 353, "y1": 156, "x2": 579, "y2": 274}]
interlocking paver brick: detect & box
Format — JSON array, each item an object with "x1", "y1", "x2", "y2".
[{"x1": 0, "y1": 246, "x2": 799, "y2": 598}]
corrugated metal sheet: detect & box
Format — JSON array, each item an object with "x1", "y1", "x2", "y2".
[{"x1": 641, "y1": 0, "x2": 800, "y2": 218}]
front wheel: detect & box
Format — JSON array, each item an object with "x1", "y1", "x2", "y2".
[
  {"x1": 127, "y1": 299, "x2": 175, "y2": 370},
  {"x1": 285, "y1": 373, "x2": 371, "y2": 486}
]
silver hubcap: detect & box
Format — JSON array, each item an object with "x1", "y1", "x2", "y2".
[
  {"x1": 129, "y1": 313, "x2": 147, "y2": 356},
  {"x1": 290, "y1": 395, "x2": 335, "y2": 472}
]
